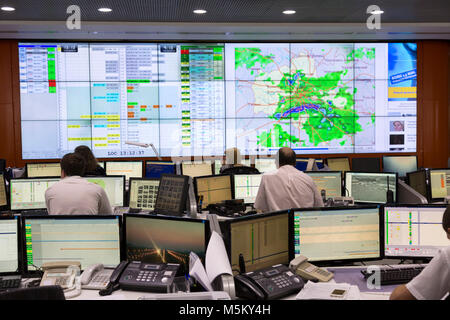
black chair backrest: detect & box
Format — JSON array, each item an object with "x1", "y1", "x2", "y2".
[{"x1": 0, "y1": 285, "x2": 65, "y2": 300}]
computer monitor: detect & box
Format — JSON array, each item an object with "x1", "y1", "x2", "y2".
[
  {"x1": 123, "y1": 214, "x2": 209, "y2": 275},
  {"x1": 194, "y1": 175, "x2": 232, "y2": 208},
  {"x1": 382, "y1": 155, "x2": 418, "y2": 178},
  {"x1": 326, "y1": 157, "x2": 351, "y2": 172},
  {"x1": 145, "y1": 161, "x2": 175, "y2": 178},
  {"x1": 305, "y1": 171, "x2": 342, "y2": 198},
  {"x1": 233, "y1": 174, "x2": 262, "y2": 204},
  {"x1": 105, "y1": 161, "x2": 143, "y2": 183},
  {"x1": 128, "y1": 178, "x2": 160, "y2": 211},
  {"x1": 0, "y1": 216, "x2": 20, "y2": 274},
  {"x1": 26, "y1": 163, "x2": 61, "y2": 178},
  {"x1": 180, "y1": 161, "x2": 213, "y2": 178},
  {"x1": 294, "y1": 158, "x2": 309, "y2": 171},
  {"x1": 154, "y1": 174, "x2": 190, "y2": 216},
  {"x1": 214, "y1": 159, "x2": 222, "y2": 175},
  {"x1": 0, "y1": 173, "x2": 8, "y2": 210},
  {"x1": 428, "y1": 169, "x2": 450, "y2": 201},
  {"x1": 407, "y1": 170, "x2": 428, "y2": 198},
  {"x1": 84, "y1": 176, "x2": 125, "y2": 207},
  {"x1": 384, "y1": 205, "x2": 449, "y2": 259},
  {"x1": 351, "y1": 157, "x2": 381, "y2": 172},
  {"x1": 10, "y1": 177, "x2": 60, "y2": 211},
  {"x1": 254, "y1": 158, "x2": 277, "y2": 173},
  {"x1": 222, "y1": 210, "x2": 289, "y2": 273},
  {"x1": 23, "y1": 215, "x2": 122, "y2": 272},
  {"x1": 98, "y1": 162, "x2": 105, "y2": 169},
  {"x1": 290, "y1": 206, "x2": 382, "y2": 263},
  {"x1": 345, "y1": 172, "x2": 397, "y2": 204}
]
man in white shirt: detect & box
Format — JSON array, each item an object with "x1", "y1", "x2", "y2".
[
  {"x1": 254, "y1": 147, "x2": 324, "y2": 213},
  {"x1": 390, "y1": 206, "x2": 450, "y2": 300},
  {"x1": 45, "y1": 153, "x2": 113, "y2": 215}
]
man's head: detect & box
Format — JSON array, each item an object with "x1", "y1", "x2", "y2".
[
  {"x1": 60, "y1": 153, "x2": 86, "y2": 178},
  {"x1": 443, "y1": 206, "x2": 450, "y2": 240},
  {"x1": 276, "y1": 147, "x2": 296, "y2": 168}
]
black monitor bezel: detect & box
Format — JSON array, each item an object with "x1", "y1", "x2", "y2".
[
  {"x1": 351, "y1": 157, "x2": 382, "y2": 173},
  {"x1": 21, "y1": 214, "x2": 123, "y2": 275},
  {"x1": 84, "y1": 175, "x2": 126, "y2": 207},
  {"x1": 0, "y1": 172, "x2": 9, "y2": 211},
  {"x1": 231, "y1": 173, "x2": 263, "y2": 204},
  {"x1": 128, "y1": 177, "x2": 160, "y2": 210},
  {"x1": 220, "y1": 209, "x2": 291, "y2": 271},
  {"x1": 344, "y1": 171, "x2": 399, "y2": 204},
  {"x1": 9, "y1": 177, "x2": 61, "y2": 212},
  {"x1": 427, "y1": 168, "x2": 450, "y2": 202},
  {"x1": 406, "y1": 169, "x2": 429, "y2": 199},
  {"x1": 104, "y1": 160, "x2": 144, "y2": 179},
  {"x1": 25, "y1": 162, "x2": 61, "y2": 178},
  {"x1": 288, "y1": 205, "x2": 384, "y2": 265},
  {"x1": 144, "y1": 160, "x2": 176, "y2": 178},
  {"x1": 304, "y1": 171, "x2": 343, "y2": 197},
  {"x1": 325, "y1": 156, "x2": 351, "y2": 172},
  {"x1": 180, "y1": 160, "x2": 214, "y2": 177},
  {"x1": 193, "y1": 174, "x2": 233, "y2": 208},
  {"x1": 382, "y1": 155, "x2": 418, "y2": 178},
  {"x1": 122, "y1": 213, "x2": 210, "y2": 274},
  {"x1": 154, "y1": 174, "x2": 190, "y2": 216},
  {"x1": 383, "y1": 204, "x2": 448, "y2": 260},
  {"x1": 0, "y1": 215, "x2": 22, "y2": 276}
]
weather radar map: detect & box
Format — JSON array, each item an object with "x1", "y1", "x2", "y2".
[{"x1": 230, "y1": 44, "x2": 379, "y2": 155}]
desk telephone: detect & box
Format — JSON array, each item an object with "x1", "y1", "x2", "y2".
[
  {"x1": 80, "y1": 264, "x2": 114, "y2": 290},
  {"x1": 40, "y1": 261, "x2": 82, "y2": 299},
  {"x1": 289, "y1": 255, "x2": 334, "y2": 282},
  {"x1": 234, "y1": 264, "x2": 304, "y2": 300},
  {"x1": 99, "y1": 261, "x2": 180, "y2": 296}
]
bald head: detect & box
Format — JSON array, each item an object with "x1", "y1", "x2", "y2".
[{"x1": 276, "y1": 147, "x2": 296, "y2": 168}]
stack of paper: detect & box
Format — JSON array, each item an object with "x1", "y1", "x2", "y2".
[{"x1": 295, "y1": 281, "x2": 361, "y2": 300}]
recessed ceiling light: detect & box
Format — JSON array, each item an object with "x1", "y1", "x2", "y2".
[
  {"x1": 98, "y1": 7, "x2": 112, "y2": 13},
  {"x1": 283, "y1": 10, "x2": 296, "y2": 15},
  {"x1": 193, "y1": 9, "x2": 207, "y2": 14},
  {"x1": 1, "y1": 6, "x2": 15, "y2": 11},
  {"x1": 370, "y1": 9, "x2": 384, "y2": 14}
]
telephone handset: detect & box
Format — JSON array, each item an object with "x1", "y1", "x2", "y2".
[
  {"x1": 40, "y1": 261, "x2": 82, "y2": 299},
  {"x1": 99, "y1": 260, "x2": 129, "y2": 296},
  {"x1": 289, "y1": 255, "x2": 333, "y2": 282},
  {"x1": 234, "y1": 264, "x2": 304, "y2": 300},
  {"x1": 80, "y1": 263, "x2": 114, "y2": 290}
]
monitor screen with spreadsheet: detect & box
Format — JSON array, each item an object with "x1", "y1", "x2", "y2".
[
  {"x1": 290, "y1": 206, "x2": 382, "y2": 263},
  {"x1": 23, "y1": 215, "x2": 121, "y2": 271},
  {"x1": 233, "y1": 174, "x2": 262, "y2": 204},
  {"x1": 326, "y1": 157, "x2": 351, "y2": 172},
  {"x1": 194, "y1": 175, "x2": 232, "y2": 207},
  {"x1": 105, "y1": 161, "x2": 143, "y2": 182},
  {"x1": 254, "y1": 158, "x2": 277, "y2": 173},
  {"x1": 10, "y1": 177, "x2": 60, "y2": 210},
  {"x1": 181, "y1": 161, "x2": 213, "y2": 178},
  {"x1": 26, "y1": 162, "x2": 61, "y2": 178},
  {"x1": 305, "y1": 171, "x2": 342, "y2": 198},
  {"x1": 124, "y1": 214, "x2": 209, "y2": 275},
  {"x1": 345, "y1": 172, "x2": 397, "y2": 204},
  {"x1": 84, "y1": 176, "x2": 125, "y2": 207},
  {"x1": 223, "y1": 210, "x2": 289, "y2": 273},
  {"x1": 0, "y1": 217, "x2": 20, "y2": 274},
  {"x1": 384, "y1": 205, "x2": 448, "y2": 258},
  {"x1": 128, "y1": 178, "x2": 160, "y2": 211},
  {"x1": 428, "y1": 169, "x2": 450, "y2": 201}
]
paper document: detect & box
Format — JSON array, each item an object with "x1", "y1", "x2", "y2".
[{"x1": 296, "y1": 281, "x2": 361, "y2": 300}]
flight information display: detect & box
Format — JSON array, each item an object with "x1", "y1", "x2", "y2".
[{"x1": 19, "y1": 42, "x2": 417, "y2": 159}]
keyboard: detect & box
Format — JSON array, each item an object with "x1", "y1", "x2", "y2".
[
  {"x1": 361, "y1": 266, "x2": 425, "y2": 285},
  {"x1": 0, "y1": 275, "x2": 22, "y2": 290}
]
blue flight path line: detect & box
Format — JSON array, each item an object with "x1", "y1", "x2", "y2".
[{"x1": 274, "y1": 104, "x2": 320, "y2": 120}]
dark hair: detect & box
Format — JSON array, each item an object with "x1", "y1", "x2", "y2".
[
  {"x1": 61, "y1": 153, "x2": 85, "y2": 177},
  {"x1": 276, "y1": 147, "x2": 296, "y2": 167},
  {"x1": 443, "y1": 206, "x2": 450, "y2": 232},
  {"x1": 74, "y1": 145, "x2": 98, "y2": 172}
]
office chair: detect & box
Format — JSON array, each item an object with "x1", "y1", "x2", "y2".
[{"x1": 0, "y1": 285, "x2": 65, "y2": 300}]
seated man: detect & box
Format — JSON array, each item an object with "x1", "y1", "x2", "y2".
[
  {"x1": 219, "y1": 147, "x2": 259, "y2": 175},
  {"x1": 45, "y1": 153, "x2": 113, "y2": 215},
  {"x1": 254, "y1": 147, "x2": 323, "y2": 213},
  {"x1": 390, "y1": 206, "x2": 450, "y2": 300}
]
